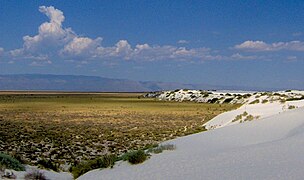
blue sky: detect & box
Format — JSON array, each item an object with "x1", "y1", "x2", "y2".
[{"x1": 0, "y1": 0, "x2": 304, "y2": 89}]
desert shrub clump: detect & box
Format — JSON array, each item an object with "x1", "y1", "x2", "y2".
[
  {"x1": 244, "y1": 115, "x2": 255, "y2": 121},
  {"x1": 232, "y1": 114, "x2": 242, "y2": 122},
  {"x1": 120, "y1": 150, "x2": 148, "y2": 165},
  {"x1": 249, "y1": 99, "x2": 260, "y2": 104},
  {"x1": 288, "y1": 105, "x2": 296, "y2": 109},
  {"x1": 0, "y1": 153, "x2": 25, "y2": 171},
  {"x1": 128, "y1": 150, "x2": 148, "y2": 164},
  {"x1": 223, "y1": 98, "x2": 233, "y2": 103},
  {"x1": 232, "y1": 111, "x2": 248, "y2": 122},
  {"x1": 147, "y1": 144, "x2": 176, "y2": 154},
  {"x1": 286, "y1": 96, "x2": 304, "y2": 101},
  {"x1": 71, "y1": 154, "x2": 117, "y2": 178}
]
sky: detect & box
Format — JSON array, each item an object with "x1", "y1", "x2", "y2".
[{"x1": 0, "y1": 0, "x2": 304, "y2": 89}]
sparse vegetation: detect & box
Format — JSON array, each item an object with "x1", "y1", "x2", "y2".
[
  {"x1": 288, "y1": 105, "x2": 296, "y2": 109},
  {"x1": 232, "y1": 111, "x2": 260, "y2": 123},
  {"x1": 243, "y1": 115, "x2": 254, "y2": 121},
  {"x1": 0, "y1": 93, "x2": 238, "y2": 172},
  {"x1": 232, "y1": 111, "x2": 248, "y2": 122},
  {"x1": 71, "y1": 154, "x2": 117, "y2": 178},
  {"x1": 286, "y1": 96, "x2": 304, "y2": 101},
  {"x1": 146, "y1": 144, "x2": 176, "y2": 154},
  {"x1": 0, "y1": 153, "x2": 25, "y2": 171},
  {"x1": 123, "y1": 150, "x2": 148, "y2": 165}
]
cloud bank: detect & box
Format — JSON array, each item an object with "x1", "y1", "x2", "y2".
[
  {"x1": 2, "y1": 6, "x2": 302, "y2": 66},
  {"x1": 235, "y1": 40, "x2": 304, "y2": 52},
  {"x1": 7, "y1": 6, "x2": 219, "y2": 65}
]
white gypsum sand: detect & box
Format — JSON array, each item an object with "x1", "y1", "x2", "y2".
[{"x1": 79, "y1": 95, "x2": 304, "y2": 180}]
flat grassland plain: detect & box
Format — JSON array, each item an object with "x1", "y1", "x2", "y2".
[{"x1": 0, "y1": 92, "x2": 238, "y2": 170}]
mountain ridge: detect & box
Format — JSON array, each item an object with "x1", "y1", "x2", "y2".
[{"x1": 0, "y1": 74, "x2": 279, "y2": 92}]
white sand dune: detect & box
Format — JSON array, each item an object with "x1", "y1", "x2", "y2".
[
  {"x1": 204, "y1": 99, "x2": 304, "y2": 129},
  {"x1": 79, "y1": 106, "x2": 304, "y2": 180}
]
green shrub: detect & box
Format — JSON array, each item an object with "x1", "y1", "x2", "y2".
[
  {"x1": 243, "y1": 94, "x2": 252, "y2": 98},
  {"x1": 249, "y1": 99, "x2": 260, "y2": 104},
  {"x1": 262, "y1": 99, "x2": 268, "y2": 104},
  {"x1": 0, "y1": 153, "x2": 25, "y2": 171},
  {"x1": 232, "y1": 111, "x2": 248, "y2": 123},
  {"x1": 209, "y1": 98, "x2": 219, "y2": 103},
  {"x1": 128, "y1": 150, "x2": 147, "y2": 164},
  {"x1": 232, "y1": 114, "x2": 242, "y2": 122},
  {"x1": 202, "y1": 94, "x2": 209, "y2": 98},
  {"x1": 71, "y1": 162, "x2": 92, "y2": 178},
  {"x1": 288, "y1": 105, "x2": 296, "y2": 109},
  {"x1": 223, "y1": 98, "x2": 233, "y2": 103},
  {"x1": 286, "y1": 96, "x2": 304, "y2": 101},
  {"x1": 71, "y1": 154, "x2": 117, "y2": 178},
  {"x1": 244, "y1": 115, "x2": 254, "y2": 121},
  {"x1": 98, "y1": 154, "x2": 117, "y2": 168},
  {"x1": 120, "y1": 150, "x2": 148, "y2": 165}
]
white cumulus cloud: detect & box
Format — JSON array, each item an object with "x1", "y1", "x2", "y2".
[
  {"x1": 9, "y1": 6, "x2": 223, "y2": 64},
  {"x1": 95, "y1": 41, "x2": 215, "y2": 61},
  {"x1": 23, "y1": 6, "x2": 75, "y2": 55},
  {"x1": 235, "y1": 40, "x2": 304, "y2": 52},
  {"x1": 61, "y1": 37, "x2": 102, "y2": 57}
]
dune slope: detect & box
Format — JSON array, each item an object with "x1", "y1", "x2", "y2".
[{"x1": 79, "y1": 107, "x2": 304, "y2": 180}]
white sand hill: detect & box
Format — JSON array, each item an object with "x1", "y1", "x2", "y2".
[{"x1": 79, "y1": 92, "x2": 304, "y2": 180}]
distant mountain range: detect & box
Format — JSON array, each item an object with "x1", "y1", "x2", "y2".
[{"x1": 0, "y1": 74, "x2": 277, "y2": 92}]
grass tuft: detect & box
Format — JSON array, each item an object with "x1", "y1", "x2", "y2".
[
  {"x1": 119, "y1": 150, "x2": 148, "y2": 165},
  {"x1": 71, "y1": 154, "x2": 117, "y2": 178},
  {"x1": 146, "y1": 144, "x2": 176, "y2": 154}
]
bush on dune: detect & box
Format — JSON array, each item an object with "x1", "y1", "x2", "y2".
[
  {"x1": 0, "y1": 153, "x2": 25, "y2": 171},
  {"x1": 249, "y1": 99, "x2": 260, "y2": 104},
  {"x1": 126, "y1": 150, "x2": 148, "y2": 164},
  {"x1": 146, "y1": 144, "x2": 176, "y2": 154},
  {"x1": 71, "y1": 154, "x2": 117, "y2": 178},
  {"x1": 119, "y1": 150, "x2": 148, "y2": 165}
]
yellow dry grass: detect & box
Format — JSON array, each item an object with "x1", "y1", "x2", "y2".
[{"x1": 0, "y1": 93, "x2": 239, "y2": 167}]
